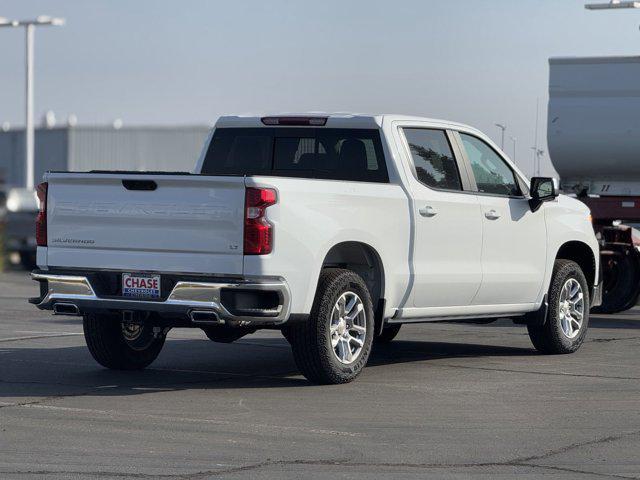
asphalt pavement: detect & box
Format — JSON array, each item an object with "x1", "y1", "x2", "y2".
[{"x1": 0, "y1": 271, "x2": 638, "y2": 479}]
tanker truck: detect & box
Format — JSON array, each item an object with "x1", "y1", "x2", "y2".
[{"x1": 548, "y1": 55, "x2": 640, "y2": 313}]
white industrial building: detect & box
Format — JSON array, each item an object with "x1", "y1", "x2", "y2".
[{"x1": 0, "y1": 125, "x2": 210, "y2": 187}]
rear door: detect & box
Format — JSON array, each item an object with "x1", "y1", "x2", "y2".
[
  {"x1": 454, "y1": 132, "x2": 547, "y2": 306},
  {"x1": 398, "y1": 127, "x2": 483, "y2": 308},
  {"x1": 46, "y1": 173, "x2": 246, "y2": 275}
]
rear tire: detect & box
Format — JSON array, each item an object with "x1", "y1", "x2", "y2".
[
  {"x1": 83, "y1": 313, "x2": 166, "y2": 370},
  {"x1": 375, "y1": 323, "x2": 401, "y2": 344},
  {"x1": 528, "y1": 259, "x2": 589, "y2": 354},
  {"x1": 288, "y1": 268, "x2": 374, "y2": 384}
]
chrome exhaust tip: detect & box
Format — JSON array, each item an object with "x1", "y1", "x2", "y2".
[
  {"x1": 189, "y1": 310, "x2": 224, "y2": 325},
  {"x1": 53, "y1": 303, "x2": 80, "y2": 316}
]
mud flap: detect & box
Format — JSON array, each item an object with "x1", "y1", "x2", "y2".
[
  {"x1": 591, "y1": 279, "x2": 603, "y2": 308},
  {"x1": 375, "y1": 299, "x2": 386, "y2": 336},
  {"x1": 514, "y1": 295, "x2": 548, "y2": 326}
]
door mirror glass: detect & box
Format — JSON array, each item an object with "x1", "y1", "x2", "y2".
[{"x1": 529, "y1": 177, "x2": 557, "y2": 212}]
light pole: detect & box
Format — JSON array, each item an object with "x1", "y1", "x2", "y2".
[
  {"x1": 0, "y1": 15, "x2": 65, "y2": 190},
  {"x1": 532, "y1": 98, "x2": 540, "y2": 178},
  {"x1": 510, "y1": 136, "x2": 517, "y2": 162},
  {"x1": 531, "y1": 147, "x2": 545, "y2": 177},
  {"x1": 494, "y1": 123, "x2": 507, "y2": 150}
]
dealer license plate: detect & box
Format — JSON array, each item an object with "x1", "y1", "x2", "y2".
[{"x1": 122, "y1": 273, "x2": 161, "y2": 299}]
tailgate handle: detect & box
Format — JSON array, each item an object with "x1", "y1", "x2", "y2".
[{"x1": 122, "y1": 180, "x2": 157, "y2": 191}]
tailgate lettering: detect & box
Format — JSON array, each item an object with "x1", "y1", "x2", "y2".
[{"x1": 55, "y1": 201, "x2": 234, "y2": 220}]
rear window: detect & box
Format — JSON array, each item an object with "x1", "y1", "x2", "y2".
[{"x1": 202, "y1": 128, "x2": 388, "y2": 183}]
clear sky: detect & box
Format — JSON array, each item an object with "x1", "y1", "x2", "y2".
[{"x1": 1, "y1": 0, "x2": 639, "y2": 175}]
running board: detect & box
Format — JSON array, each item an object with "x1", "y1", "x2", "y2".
[{"x1": 386, "y1": 312, "x2": 526, "y2": 324}]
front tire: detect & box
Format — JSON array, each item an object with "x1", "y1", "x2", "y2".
[
  {"x1": 528, "y1": 259, "x2": 590, "y2": 354},
  {"x1": 83, "y1": 313, "x2": 166, "y2": 370},
  {"x1": 289, "y1": 268, "x2": 374, "y2": 384}
]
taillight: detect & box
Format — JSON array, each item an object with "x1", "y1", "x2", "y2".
[
  {"x1": 244, "y1": 187, "x2": 277, "y2": 255},
  {"x1": 261, "y1": 116, "x2": 327, "y2": 126},
  {"x1": 36, "y1": 182, "x2": 48, "y2": 247}
]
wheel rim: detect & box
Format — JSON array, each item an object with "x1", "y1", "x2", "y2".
[
  {"x1": 122, "y1": 322, "x2": 143, "y2": 342},
  {"x1": 121, "y1": 322, "x2": 155, "y2": 350},
  {"x1": 330, "y1": 291, "x2": 366, "y2": 364},
  {"x1": 559, "y1": 278, "x2": 585, "y2": 339}
]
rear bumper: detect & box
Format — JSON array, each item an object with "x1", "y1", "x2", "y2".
[{"x1": 30, "y1": 271, "x2": 291, "y2": 326}]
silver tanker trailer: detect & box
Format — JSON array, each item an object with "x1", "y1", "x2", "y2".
[{"x1": 548, "y1": 55, "x2": 640, "y2": 313}]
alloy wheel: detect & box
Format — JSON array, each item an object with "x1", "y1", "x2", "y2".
[
  {"x1": 558, "y1": 278, "x2": 585, "y2": 339},
  {"x1": 330, "y1": 291, "x2": 367, "y2": 364}
]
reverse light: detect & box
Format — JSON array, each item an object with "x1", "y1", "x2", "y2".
[
  {"x1": 244, "y1": 187, "x2": 277, "y2": 255},
  {"x1": 261, "y1": 116, "x2": 327, "y2": 126},
  {"x1": 36, "y1": 182, "x2": 48, "y2": 247}
]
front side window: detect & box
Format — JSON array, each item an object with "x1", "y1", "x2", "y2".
[
  {"x1": 459, "y1": 133, "x2": 520, "y2": 196},
  {"x1": 403, "y1": 128, "x2": 462, "y2": 191}
]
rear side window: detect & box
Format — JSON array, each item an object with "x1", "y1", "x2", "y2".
[
  {"x1": 403, "y1": 128, "x2": 462, "y2": 191},
  {"x1": 202, "y1": 128, "x2": 388, "y2": 183}
]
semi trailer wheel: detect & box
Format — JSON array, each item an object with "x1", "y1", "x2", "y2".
[
  {"x1": 288, "y1": 268, "x2": 374, "y2": 384},
  {"x1": 593, "y1": 247, "x2": 640, "y2": 314},
  {"x1": 83, "y1": 313, "x2": 166, "y2": 370}
]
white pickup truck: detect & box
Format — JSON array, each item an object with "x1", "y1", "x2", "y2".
[{"x1": 30, "y1": 114, "x2": 601, "y2": 384}]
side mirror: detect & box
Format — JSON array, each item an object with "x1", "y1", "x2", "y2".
[{"x1": 529, "y1": 177, "x2": 558, "y2": 212}]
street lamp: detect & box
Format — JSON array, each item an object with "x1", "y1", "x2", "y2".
[
  {"x1": 494, "y1": 123, "x2": 507, "y2": 150},
  {"x1": 531, "y1": 147, "x2": 545, "y2": 177},
  {"x1": 586, "y1": 1, "x2": 640, "y2": 9},
  {"x1": 509, "y1": 136, "x2": 517, "y2": 162},
  {"x1": 0, "y1": 15, "x2": 65, "y2": 190}
]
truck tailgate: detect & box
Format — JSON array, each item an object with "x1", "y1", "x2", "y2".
[{"x1": 44, "y1": 173, "x2": 245, "y2": 275}]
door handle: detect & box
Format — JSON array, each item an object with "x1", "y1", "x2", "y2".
[
  {"x1": 485, "y1": 209, "x2": 501, "y2": 220},
  {"x1": 419, "y1": 205, "x2": 438, "y2": 217}
]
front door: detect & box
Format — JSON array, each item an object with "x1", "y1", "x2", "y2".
[{"x1": 457, "y1": 132, "x2": 547, "y2": 306}]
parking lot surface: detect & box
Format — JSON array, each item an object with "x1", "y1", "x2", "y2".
[{"x1": 0, "y1": 271, "x2": 639, "y2": 479}]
